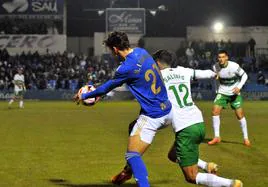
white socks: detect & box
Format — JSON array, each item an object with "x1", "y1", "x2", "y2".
[
  {"x1": 212, "y1": 115, "x2": 220, "y2": 137},
  {"x1": 198, "y1": 159, "x2": 207, "y2": 170},
  {"x1": 239, "y1": 117, "x2": 248, "y2": 139},
  {"x1": 8, "y1": 99, "x2": 24, "y2": 108},
  {"x1": 9, "y1": 99, "x2": 14, "y2": 105},
  {"x1": 19, "y1": 100, "x2": 24, "y2": 108},
  {"x1": 196, "y1": 172, "x2": 233, "y2": 187},
  {"x1": 213, "y1": 115, "x2": 249, "y2": 140}
]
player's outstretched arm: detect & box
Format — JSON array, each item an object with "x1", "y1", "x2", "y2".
[
  {"x1": 81, "y1": 80, "x2": 121, "y2": 100},
  {"x1": 194, "y1": 69, "x2": 217, "y2": 79},
  {"x1": 77, "y1": 64, "x2": 131, "y2": 101}
]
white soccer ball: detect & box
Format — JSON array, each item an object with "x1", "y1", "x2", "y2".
[{"x1": 78, "y1": 85, "x2": 99, "y2": 106}]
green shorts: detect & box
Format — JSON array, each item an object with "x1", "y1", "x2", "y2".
[
  {"x1": 214, "y1": 93, "x2": 243, "y2": 109},
  {"x1": 175, "y1": 122, "x2": 205, "y2": 167},
  {"x1": 15, "y1": 90, "x2": 24, "y2": 97}
]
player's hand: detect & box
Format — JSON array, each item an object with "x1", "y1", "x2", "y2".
[{"x1": 232, "y1": 87, "x2": 240, "y2": 94}]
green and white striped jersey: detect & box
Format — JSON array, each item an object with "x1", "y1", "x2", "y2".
[{"x1": 213, "y1": 61, "x2": 247, "y2": 96}]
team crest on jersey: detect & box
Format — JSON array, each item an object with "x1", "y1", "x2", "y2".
[
  {"x1": 134, "y1": 69, "x2": 141, "y2": 74},
  {"x1": 160, "y1": 103, "x2": 166, "y2": 110}
]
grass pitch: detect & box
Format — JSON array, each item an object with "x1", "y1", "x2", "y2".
[{"x1": 0, "y1": 100, "x2": 267, "y2": 187}]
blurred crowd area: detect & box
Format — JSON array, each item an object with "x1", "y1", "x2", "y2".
[
  {"x1": 171, "y1": 39, "x2": 268, "y2": 90},
  {"x1": 0, "y1": 17, "x2": 63, "y2": 34},
  {"x1": 0, "y1": 39, "x2": 268, "y2": 91},
  {"x1": 0, "y1": 49, "x2": 118, "y2": 91}
]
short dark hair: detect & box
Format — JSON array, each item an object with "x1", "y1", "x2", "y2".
[
  {"x1": 152, "y1": 49, "x2": 173, "y2": 66},
  {"x1": 103, "y1": 31, "x2": 130, "y2": 50},
  {"x1": 218, "y1": 49, "x2": 228, "y2": 56}
]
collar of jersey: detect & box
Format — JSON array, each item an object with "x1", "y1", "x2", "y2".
[{"x1": 220, "y1": 61, "x2": 228, "y2": 68}]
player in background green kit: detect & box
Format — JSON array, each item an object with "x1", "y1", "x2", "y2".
[
  {"x1": 8, "y1": 67, "x2": 26, "y2": 109},
  {"x1": 208, "y1": 50, "x2": 250, "y2": 146}
]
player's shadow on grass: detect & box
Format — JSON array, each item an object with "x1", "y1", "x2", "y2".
[
  {"x1": 203, "y1": 138, "x2": 243, "y2": 145},
  {"x1": 49, "y1": 179, "x2": 138, "y2": 187},
  {"x1": 48, "y1": 178, "x2": 166, "y2": 186}
]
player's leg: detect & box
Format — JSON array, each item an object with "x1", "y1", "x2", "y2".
[
  {"x1": 111, "y1": 119, "x2": 136, "y2": 185},
  {"x1": 231, "y1": 95, "x2": 250, "y2": 146},
  {"x1": 125, "y1": 114, "x2": 168, "y2": 187},
  {"x1": 177, "y1": 123, "x2": 242, "y2": 187},
  {"x1": 8, "y1": 96, "x2": 15, "y2": 107},
  {"x1": 126, "y1": 135, "x2": 150, "y2": 187},
  {"x1": 208, "y1": 104, "x2": 223, "y2": 145},
  {"x1": 8, "y1": 91, "x2": 17, "y2": 108},
  {"x1": 209, "y1": 94, "x2": 227, "y2": 145},
  {"x1": 19, "y1": 91, "x2": 24, "y2": 109},
  {"x1": 125, "y1": 113, "x2": 171, "y2": 187},
  {"x1": 167, "y1": 143, "x2": 218, "y2": 174}
]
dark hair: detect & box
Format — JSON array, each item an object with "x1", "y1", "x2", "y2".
[
  {"x1": 103, "y1": 31, "x2": 130, "y2": 50},
  {"x1": 152, "y1": 49, "x2": 173, "y2": 66},
  {"x1": 218, "y1": 49, "x2": 228, "y2": 56}
]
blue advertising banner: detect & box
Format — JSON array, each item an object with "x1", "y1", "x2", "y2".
[{"x1": 0, "y1": 0, "x2": 64, "y2": 19}]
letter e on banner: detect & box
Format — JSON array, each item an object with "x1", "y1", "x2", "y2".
[
  {"x1": 6, "y1": 36, "x2": 23, "y2": 48},
  {"x1": 38, "y1": 36, "x2": 55, "y2": 48},
  {"x1": 20, "y1": 36, "x2": 38, "y2": 48}
]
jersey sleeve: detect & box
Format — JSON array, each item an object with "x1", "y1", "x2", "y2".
[
  {"x1": 194, "y1": 69, "x2": 216, "y2": 79},
  {"x1": 235, "y1": 64, "x2": 246, "y2": 77},
  {"x1": 235, "y1": 64, "x2": 248, "y2": 89},
  {"x1": 181, "y1": 67, "x2": 195, "y2": 80},
  {"x1": 81, "y1": 64, "x2": 131, "y2": 100}
]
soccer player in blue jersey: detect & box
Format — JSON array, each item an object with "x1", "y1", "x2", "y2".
[{"x1": 74, "y1": 31, "x2": 173, "y2": 187}]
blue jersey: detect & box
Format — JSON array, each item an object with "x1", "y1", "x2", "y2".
[{"x1": 82, "y1": 48, "x2": 171, "y2": 118}]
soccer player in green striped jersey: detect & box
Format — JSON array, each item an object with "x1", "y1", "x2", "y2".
[{"x1": 208, "y1": 50, "x2": 250, "y2": 146}]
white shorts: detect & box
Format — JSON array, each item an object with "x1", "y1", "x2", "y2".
[{"x1": 130, "y1": 111, "x2": 173, "y2": 144}]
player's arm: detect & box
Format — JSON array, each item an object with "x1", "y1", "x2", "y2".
[
  {"x1": 233, "y1": 66, "x2": 248, "y2": 94},
  {"x1": 81, "y1": 65, "x2": 130, "y2": 100},
  {"x1": 236, "y1": 66, "x2": 248, "y2": 89},
  {"x1": 194, "y1": 69, "x2": 217, "y2": 79}
]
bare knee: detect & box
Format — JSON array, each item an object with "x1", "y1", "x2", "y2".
[
  {"x1": 184, "y1": 173, "x2": 197, "y2": 184},
  {"x1": 182, "y1": 165, "x2": 198, "y2": 184},
  {"x1": 235, "y1": 108, "x2": 244, "y2": 120},
  {"x1": 212, "y1": 106, "x2": 221, "y2": 116}
]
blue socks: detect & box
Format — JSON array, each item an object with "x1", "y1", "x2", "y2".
[{"x1": 125, "y1": 151, "x2": 150, "y2": 187}]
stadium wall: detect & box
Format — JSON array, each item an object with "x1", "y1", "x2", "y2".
[
  {"x1": 67, "y1": 36, "x2": 185, "y2": 56},
  {"x1": 187, "y1": 26, "x2": 268, "y2": 49}
]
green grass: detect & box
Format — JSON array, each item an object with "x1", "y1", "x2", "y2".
[{"x1": 0, "y1": 100, "x2": 268, "y2": 187}]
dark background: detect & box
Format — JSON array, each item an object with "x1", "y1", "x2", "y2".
[{"x1": 67, "y1": 0, "x2": 268, "y2": 37}]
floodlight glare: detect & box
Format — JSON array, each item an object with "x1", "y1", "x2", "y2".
[
  {"x1": 213, "y1": 22, "x2": 224, "y2": 32},
  {"x1": 149, "y1": 10, "x2": 157, "y2": 16},
  {"x1": 97, "y1": 10, "x2": 105, "y2": 16}
]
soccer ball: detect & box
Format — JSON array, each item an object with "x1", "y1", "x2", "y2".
[{"x1": 78, "y1": 85, "x2": 99, "y2": 106}]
